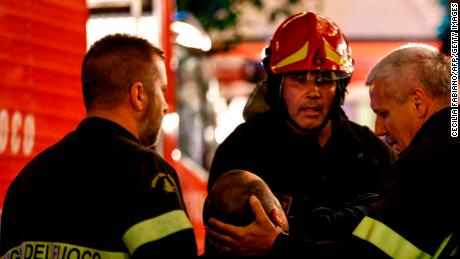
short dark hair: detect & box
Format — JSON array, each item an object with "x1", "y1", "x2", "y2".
[
  {"x1": 81, "y1": 33, "x2": 165, "y2": 111},
  {"x1": 203, "y1": 169, "x2": 282, "y2": 226}
]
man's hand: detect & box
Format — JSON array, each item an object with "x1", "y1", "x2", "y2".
[{"x1": 206, "y1": 195, "x2": 283, "y2": 257}]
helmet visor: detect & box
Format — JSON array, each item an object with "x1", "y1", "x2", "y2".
[{"x1": 284, "y1": 70, "x2": 349, "y2": 84}]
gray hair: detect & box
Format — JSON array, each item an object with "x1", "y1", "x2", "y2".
[{"x1": 365, "y1": 43, "x2": 450, "y2": 104}]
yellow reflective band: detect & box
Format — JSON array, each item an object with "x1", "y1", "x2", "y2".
[
  {"x1": 272, "y1": 41, "x2": 309, "y2": 70},
  {"x1": 353, "y1": 216, "x2": 432, "y2": 259},
  {"x1": 451, "y1": 246, "x2": 458, "y2": 256},
  {"x1": 432, "y1": 234, "x2": 456, "y2": 258},
  {"x1": 1, "y1": 241, "x2": 130, "y2": 259},
  {"x1": 324, "y1": 39, "x2": 344, "y2": 66},
  {"x1": 123, "y1": 209, "x2": 193, "y2": 254}
]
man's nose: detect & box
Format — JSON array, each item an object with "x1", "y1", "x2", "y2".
[
  {"x1": 374, "y1": 117, "x2": 387, "y2": 137},
  {"x1": 305, "y1": 81, "x2": 320, "y2": 98}
]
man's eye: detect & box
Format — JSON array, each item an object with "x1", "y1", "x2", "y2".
[
  {"x1": 293, "y1": 76, "x2": 306, "y2": 83},
  {"x1": 377, "y1": 111, "x2": 388, "y2": 118}
]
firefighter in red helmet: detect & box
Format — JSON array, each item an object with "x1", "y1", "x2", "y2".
[
  {"x1": 205, "y1": 11, "x2": 397, "y2": 257},
  {"x1": 264, "y1": 11, "x2": 353, "y2": 134}
]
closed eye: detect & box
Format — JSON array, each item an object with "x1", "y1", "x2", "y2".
[
  {"x1": 292, "y1": 75, "x2": 307, "y2": 84},
  {"x1": 376, "y1": 111, "x2": 389, "y2": 118}
]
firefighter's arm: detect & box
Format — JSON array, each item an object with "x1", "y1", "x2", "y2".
[
  {"x1": 123, "y1": 161, "x2": 197, "y2": 258},
  {"x1": 310, "y1": 193, "x2": 379, "y2": 238},
  {"x1": 206, "y1": 196, "x2": 348, "y2": 258}
]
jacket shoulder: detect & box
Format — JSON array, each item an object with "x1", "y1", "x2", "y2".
[{"x1": 341, "y1": 119, "x2": 398, "y2": 163}]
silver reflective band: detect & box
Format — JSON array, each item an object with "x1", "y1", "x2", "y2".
[{"x1": 1, "y1": 241, "x2": 130, "y2": 259}]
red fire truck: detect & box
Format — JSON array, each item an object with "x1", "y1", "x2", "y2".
[{"x1": 0, "y1": 0, "x2": 208, "y2": 253}]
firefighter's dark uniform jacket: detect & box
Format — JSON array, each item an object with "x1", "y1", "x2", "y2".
[
  {"x1": 351, "y1": 107, "x2": 459, "y2": 258},
  {"x1": 270, "y1": 108, "x2": 459, "y2": 258},
  {"x1": 0, "y1": 117, "x2": 197, "y2": 258},
  {"x1": 209, "y1": 109, "x2": 396, "y2": 242}
]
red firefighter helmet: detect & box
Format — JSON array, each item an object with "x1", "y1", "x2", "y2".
[{"x1": 268, "y1": 11, "x2": 353, "y2": 79}]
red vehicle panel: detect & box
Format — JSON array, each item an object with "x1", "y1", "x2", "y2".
[{"x1": 0, "y1": 0, "x2": 88, "y2": 208}]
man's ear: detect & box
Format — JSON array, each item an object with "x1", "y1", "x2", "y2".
[
  {"x1": 130, "y1": 82, "x2": 145, "y2": 111},
  {"x1": 270, "y1": 207, "x2": 287, "y2": 230},
  {"x1": 411, "y1": 87, "x2": 429, "y2": 119}
]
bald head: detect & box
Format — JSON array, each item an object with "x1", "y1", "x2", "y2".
[{"x1": 203, "y1": 169, "x2": 288, "y2": 231}]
